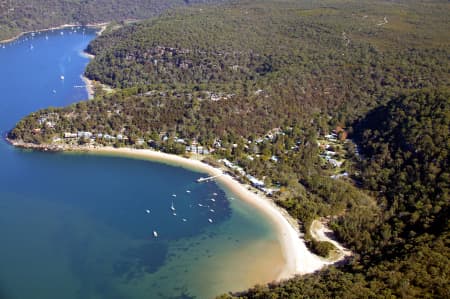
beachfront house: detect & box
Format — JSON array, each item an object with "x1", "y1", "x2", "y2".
[
  {"x1": 246, "y1": 174, "x2": 265, "y2": 188},
  {"x1": 64, "y1": 132, "x2": 77, "y2": 138},
  {"x1": 77, "y1": 131, "x2": 93, "y2": 139}
]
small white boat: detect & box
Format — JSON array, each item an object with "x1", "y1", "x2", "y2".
[
  {"x1": 172, "y1": 194, "x2": 176, "y2": 197},
  {"x1": 60, "y1": 75, "x2": 65, "y2": 80},
  {"x1": 171, "y1": 201, "x2": 176, "y2": 211},
  {"x1": 186, "y1": 190, "x2": 191, "y2": 193},
  {"x1": 45, "y1": 35, "x2": 49, "y2": 40},
  {"x1": 173, "y1": 212, "x2": 177, "y2": 216},
  {"x1": 208, "y1": 218, "x2": 213, "y2": 223},
  {"x1": 153, "y1": 230, "x2": 158, "y2": 237},
  {"x1": 198, "y1": 203, "x2": 203, "y2": 207},
  {"x1": 210, "y1": 209, "x2": 215, "y2": 213},
  {"x1": 213, "y1": 193, "x2": 218, "y2": 196},
  {"x1": 52, "y1": 89, "x2": 56, "y2": 94},
  {"x1": 60, "y1": 31, "x2": 64, "y2": 35},
  {"x1": 145, "y1": 209, "x2": 150, "y2": 214},
  {"x1": 210, "y1": 198, "x2": 216, "y2": 202},
  {"x1": 182, "y1": 218, "x2": 187, "y2": 222}
]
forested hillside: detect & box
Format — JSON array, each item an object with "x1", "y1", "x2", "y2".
[
  {"x1": 229, "y1": 89, "x2": 449, "y2": 298},
  {"x1": 84, "y1": 0, "x2": 448, "y2": 123},
  {"x1": 0, "y1": 0, "x2": 227, "y2": 41},
  {"x1": 8, "y1": 0, "x2": 450, "y2": 298}
]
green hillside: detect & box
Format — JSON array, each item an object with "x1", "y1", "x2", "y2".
[
  {"x1": 0, "y1": 0, "x2": 228, "y2": 41},
  {"x1": 228, "y1": 89, "x2": 449, "y2": 298},
  {"x1": 8, "y1": 0, "x2": 450, "y2": 298}
]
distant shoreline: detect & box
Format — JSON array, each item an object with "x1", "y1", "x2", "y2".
[
  {"x1": 0, "y1": 23, "x2": 107, "y2": 100},
  {"x1": 0, "y1": 22, "x2": 108, "y2": 44},
  {"x1": 6, "y1": 139, "x2": 348, "y2": 283}
]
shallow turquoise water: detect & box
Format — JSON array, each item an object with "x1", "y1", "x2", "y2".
[{"x1": 0, "y1": 29, "x2": 281, "y2": 298}]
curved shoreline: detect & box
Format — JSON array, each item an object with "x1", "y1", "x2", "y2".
[
  {"x1": 90, "y1": 147, "x2": 331, "y2": 279},
  {"x1": 2, "y1": 24, "x2": 104, "y2": 102},
  {"x1": 8, "y1": 140, "x2": 344, "y2": 282},
  {"x1": 0, "y1": 22, "x2": 108, "y2": 44},
  {"x1": 88, "y1": 147, "x2": 339, "y2": 279}
]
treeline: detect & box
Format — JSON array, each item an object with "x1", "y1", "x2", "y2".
[
  {"x1": 9, "y1": 83, "x2": 374, "y2": 239},
  {"x1": 0, "y1": 0, "x2": 228, "y2": 41},
  {"x1": 84, "y1": 0, "x2": 449, "y2": 124},
  {"x1": 225, "y1": 89, "x2": 449, "y2": 298},
  {"x1": 351, "y1": 89, "x2": 449, "y2": 248}
]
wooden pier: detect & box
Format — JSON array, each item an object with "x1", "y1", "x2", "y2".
[{"x1": 196, "y1": 174, "x2": 222, "y2": 183}]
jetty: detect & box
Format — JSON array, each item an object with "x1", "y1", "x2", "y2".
[{"x1": 196, "y1": 174, "x2": 222, "y2": 183}]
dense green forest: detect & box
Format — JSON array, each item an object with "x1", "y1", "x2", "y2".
[
  {"x1": 8, "y1": 0, "x2": 450, "y2": 298},
  {"x1": 226, "y1": 89, "x2": 449, "y2": 298},
  {"x1": 83, "y1": 0, "x2": 448, "y2": 123},
  {"x1": 0, "y1": 0, "x2": 227, "y2": 41}
]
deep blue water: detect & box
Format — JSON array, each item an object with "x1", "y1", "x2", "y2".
[{"x1": 0, "y1": 29, "x2": 281, "y2": 298}]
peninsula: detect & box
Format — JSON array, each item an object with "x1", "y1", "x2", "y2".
[{"x1": 6, "y1": 0, "x2": 449, "y2": 298}]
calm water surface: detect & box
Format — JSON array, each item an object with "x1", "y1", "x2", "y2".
[{"x1": 0, "y1": 29, "x2": 282, "y2": 298}]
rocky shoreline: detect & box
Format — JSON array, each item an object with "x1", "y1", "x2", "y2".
[{"x1": 6, "y1": 138, "x2": 95, "y2": 152}]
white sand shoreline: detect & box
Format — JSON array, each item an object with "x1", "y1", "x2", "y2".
[
  {"x1": 6, "y1": 136, "x2": 351, "y2": 285},
  {"x1": 81, "y1": 75, "x2": 95, "y2": 100},
  {"x1": 77, "y1": 146, "x2": 335, "y2": 281}
]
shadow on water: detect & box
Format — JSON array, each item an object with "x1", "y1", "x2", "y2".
[
  {"x1": 168, "y1": 293, "x2": 196, "y2": 299},
  {"x1": 0, "y1": 286, "x2": 11, "y2": 299},
  {"x1": 113, "y1": 242, "x2": 168, "y2": 281}
]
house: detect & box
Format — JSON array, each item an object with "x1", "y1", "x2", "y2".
[
  {"x1": 331, "y1": 172, "x2": 349, "y2": 179},
  {"x1": 64, "y1": 132, "x2": 77, "y2": 138},
  {"x1": 186, "y1": 144, "x2": 209, "y2": 155},
  {"x1": 324, "y1": 150, "x2": 336, "y2": 156},
  {"x1": 246, "y1": 175, "x2": 265, "y2": 188},
  {"x1": 328, "y1": 158, "x2": 343, "y2": 168},
  {"x1": 77, "y1": 131, "x2": 92, "y2": 139},
  {"x1": 222, "y1": 159, "x2": 234, "y2": 168},
  {"x1": 103, "y1": 134, "x2": 115, "y2": 140},
  {"x1": 325, "y1": 133, "x2": 337, "y2": 141},
  {"x1": 38, "y1": 117, "x2": 47, "y2": 125}
]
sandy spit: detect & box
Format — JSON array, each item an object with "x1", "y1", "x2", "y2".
[{"x1": 80, "y1": 75, "x2": 95, "y2": 100}]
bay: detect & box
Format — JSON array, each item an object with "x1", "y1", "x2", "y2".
[{"x1": 0, "y1": 28, "x2": 283, "y2": 299}]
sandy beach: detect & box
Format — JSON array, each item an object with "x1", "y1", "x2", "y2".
[
  {"x1": 81, "y1": 75, "x2": 95, "y2": 99},
  {"x1": 7, "y1": 136, "x2": 349, "y2": 283},
  {"x1": 82, "y1": 146, "x2": 336, "y2": 281}
]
